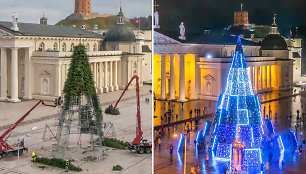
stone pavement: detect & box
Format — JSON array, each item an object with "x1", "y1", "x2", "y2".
[{"x1": 0, "y1": 85, "x2": 153, "y2": 174}]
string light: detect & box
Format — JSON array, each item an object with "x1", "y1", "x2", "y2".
[{"x1": 212, "y1": 36, "x2": 263, "y2": 166}]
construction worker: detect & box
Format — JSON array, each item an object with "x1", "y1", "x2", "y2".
[
  {"x1": 32, "y1": 151, "x2": 36, "y2": 162},
  {"x1": 65, "y1": 160, "x2": 69, "y2": 172}
]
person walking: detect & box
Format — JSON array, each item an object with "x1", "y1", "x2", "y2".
[
  {"x1": 158, "y1": 137, "x2": 161, "y2": 150},
  {"x1": 169, "y1": 145, "x2": 173, "y2": 156},
  {"x1": 205, "y1": 154, "x2": 209, "y2": 163},
  {"x1": 203, "y1": 107, "x2": 205, "y2": 115}
]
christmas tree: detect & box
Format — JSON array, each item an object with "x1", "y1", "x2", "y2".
[
  {"x1": 212, "y1": 36, "x2": 264, "y2": 166},
  {"x1": 63, "y1": 44, "x2": 103, "y2": 127}
]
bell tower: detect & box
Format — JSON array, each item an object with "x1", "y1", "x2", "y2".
[{"x1": 74, "y1": 0, "x2": 91, "y2": 15}]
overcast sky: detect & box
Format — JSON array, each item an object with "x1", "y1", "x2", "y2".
[{"x1": 0, "y1": 0, "x2": 152, "y2": 25}]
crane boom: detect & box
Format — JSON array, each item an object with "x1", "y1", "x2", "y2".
[
  {"x1": 0, "y1": 100, "x2": 56, "y2": 152},
  {"x1": 113, "y1": 75, "x2": 143, "y2": 145}
]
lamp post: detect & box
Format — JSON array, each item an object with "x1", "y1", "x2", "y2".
[
  {"x1": 183, "y1": 133, "x2": 187, "y2": 174},
  {"x1": 17, "y1": 126, "x2": 37, "y2": 174},
  {"x1": 175, "y1": 133, "x2": 187, "y2": 174}
]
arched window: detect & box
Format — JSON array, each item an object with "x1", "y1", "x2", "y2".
[
  {"x1": 85, "y1": 43, "x2": 90, "y2": 51},
  {"x1": 53, "y1": 43, "x2": 58, "y2": 51},
  {"x1": 224, "y1": 50, "x2": 227, "y2": 57},
  {"x1": 62, "y1": 43, "x2": 66, "y2": 52},
  {"x1": 38, "y1": 42, "x2": 45, "y2": 51},
  {"x1": 93, "y1": 43, "x2": 97, "y2": 51},
  {"x1": 71, "y1": 43, "x2": 75, "y2": 52}
]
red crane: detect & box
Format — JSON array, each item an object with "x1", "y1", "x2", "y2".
[
  {"x1": 0, "y1": 100, "x2": 56, "y2": 157},
  {"x1": 113, "y1": 75, "x2": 151, "y2": 153},
  {"x1": 113, "y1": 75, "x2": 142, "y2": 145}
]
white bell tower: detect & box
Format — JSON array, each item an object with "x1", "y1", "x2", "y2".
[{"x1": 11, "y1": 12, "x2": 19, "y2": 31}]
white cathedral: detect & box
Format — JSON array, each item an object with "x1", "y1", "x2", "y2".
[
  {"x1": 154, "y1": 12, "x2": 304, "y2": 102},
  {"x1": 0, "y1": 7, "x2": 151, "y2": 103}
]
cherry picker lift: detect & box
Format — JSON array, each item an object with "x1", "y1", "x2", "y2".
[
  {"x1": 113, "y1": 75, "x2": 152, "y2": 154},
  {"x1": 0, "y1": 100, "x2": 56, "y2": 158}
]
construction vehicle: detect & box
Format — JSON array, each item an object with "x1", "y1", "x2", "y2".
[
  {"x1": 113, "y1": 75, "x2": 152, "y2": 154},
  {"x1": 0, "y1": 100, "x2": 56, "y2": 158}
]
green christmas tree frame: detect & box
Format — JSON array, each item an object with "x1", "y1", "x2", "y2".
[{"x1": 63, "y1": 45, "x2": 103, "y2": 126}]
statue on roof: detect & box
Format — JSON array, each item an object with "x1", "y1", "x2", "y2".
[
  {"x1": 154, "y1": 11, "x2": 160, "y2": 29},
  {"x1": 11, "y1": 12, "x2": 19, "y2": 31},
  {"x1": 179, "y1": 22, "x2": 186, "y2": 40}
]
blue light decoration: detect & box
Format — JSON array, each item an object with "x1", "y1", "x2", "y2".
[
  {"x1": 280, "y1": 130, "x2": 298, "y2": 151},
  {"x1": 243, "y1": 149, "x2": 262, "y2": 167},
  {"x1": 211, "y1": 36, "x2": 264, "y2": 166}
]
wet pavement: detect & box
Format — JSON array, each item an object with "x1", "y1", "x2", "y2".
[{"x1": 154, "y1": 88, "x2": 306, "y2": 174}]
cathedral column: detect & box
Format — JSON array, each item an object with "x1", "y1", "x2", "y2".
[
  {"x1": 137, "y1": 60, "x2": 142, "y2": 86},
  {"x1": 104, "y1": 61, "x2": 109, "y2": 93},
  {"x1": 269, "y1": 65, "x2": 272, "y2": 89},
  {"x1": 255, "y1": 66, "x2": 259, "y2": 91},
  {"x1": 259, "y1": 66, "x2": 263, "y2": 91},
  {"x1": 99, "y1": 62, "x2": 103, "y2": 93},
  {"x1": 114, "y1": 61, "x2": 119, "y2": 91},
  {"x1": 248, "y1": 67, "x2": 252, "y2": 86},
  {"x1": 252, "y1": 66, "x2": 255, "y2": 90},
  {"x1": 169, "y1": 54, "x2": 175, "y2": 100},
  {"x1": 23, "y1": 47, "x2": 33, "y2": 100},
  {"x1": 93, "y1": 62, "x2": 97, "y2": 89},
  {"x1": 160, "y1": 54, "x2": 166, "y2": 100},
  {"x1": 55, "y1": 63, "x2": 62, "y2": 97},
  {"x1": 0, "y1": 48, "x2": 8, "y2": 101},
  {"x1": 263, "y1": 66, "x2": 267, "y2": 90},
  {"x1": 189, "y1": 54, "x2": 197, "y2": 100},
  {"x1": 109, "y1": 61, "x2": 113, "y2": 92},
  {"x1": 195, "y1": 54, "x2": 200, "y2": 98},
  {"x1": 178, "y1": 54, "x2": 186, "y2": 102},
  {"x1": 9, "y1": 48, "x2": 20, "y2": 102}
]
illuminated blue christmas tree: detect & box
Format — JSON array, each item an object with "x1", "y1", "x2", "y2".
[{"x1": 212, "y1": 36, "x2": 264, "y2": 165}]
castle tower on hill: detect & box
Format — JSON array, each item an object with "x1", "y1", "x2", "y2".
[
  {"x1": 75, "y1": 0, "x2": 91, "y2": 15},
  {"x1": 234, "y1": 11, "x2": 249, "y2": 26},
  {"x1": 233, "y1": 3, "x2": 249, "y2": 26},
  {"x1": 67, "y1": 0, "x2": 102, "y2": 21}
]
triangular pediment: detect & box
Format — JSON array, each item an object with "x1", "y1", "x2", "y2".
[
  {"x1": 41, "y1": 70, "x2": 52, "y2": 77},
  {"x1": 0, "y1": 28, "x2": 13, "y2": 36},
  {"x1": 203, "y1": 74, "x2": 215, "y2": 81},
  {"x1": 154, "y1": 31, "x2": 182, "y2": 45}
]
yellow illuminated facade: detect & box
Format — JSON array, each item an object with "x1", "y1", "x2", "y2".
[{"x1": 154, "y1": 52, "x2": 293, "y2": 102}]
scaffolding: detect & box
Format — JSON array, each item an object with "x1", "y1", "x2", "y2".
[{"x1": 52, "y1": 95, "x2": 104, "y2": 160}]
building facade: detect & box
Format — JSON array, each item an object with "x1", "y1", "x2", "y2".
[
  {"x1": 0, "y1": 13, "x2": 144, "y2": 103},
  {"x1": 154, "y1": 17, "x2": 301, "y2": 102}
]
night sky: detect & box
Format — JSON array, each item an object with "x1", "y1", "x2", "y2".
[{"x1": 157, "y1": 0, "x2": 306, "y2": 34}]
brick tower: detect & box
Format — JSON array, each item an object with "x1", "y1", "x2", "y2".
[
  {"x1": 74, "y1": 0, "x2": 91, "y2": 15},
  {"x1": 233, "y1": 2, "x2": 249, "y2": 26}
]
